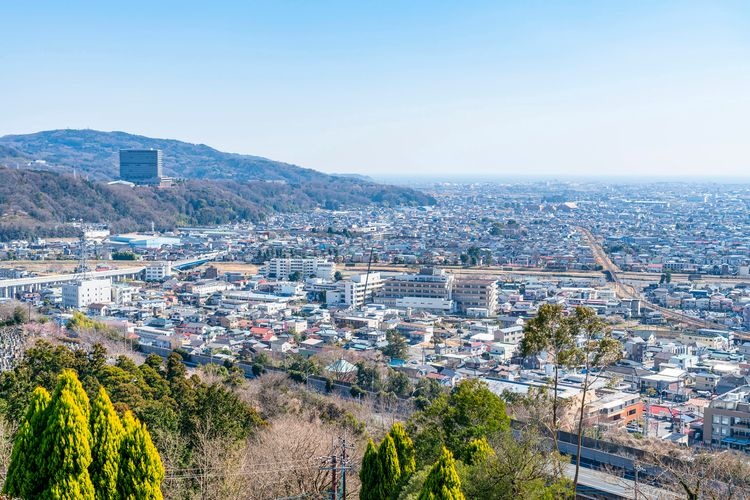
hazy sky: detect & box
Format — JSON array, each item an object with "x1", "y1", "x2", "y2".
[{"x1": 2, "y1": 1, "x2": 749, "y2": 177}]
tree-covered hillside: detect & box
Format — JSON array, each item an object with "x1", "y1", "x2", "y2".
[
  {"x1": 0, "y1": 128, "x2": 434, "y2": 201},
  {"x1": 0, "y1": 166, "x2": 431, "y2": 240}
]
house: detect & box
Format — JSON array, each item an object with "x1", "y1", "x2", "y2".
[{"x1": 694, "y1": 372, "x2": 721, "y2": 392}]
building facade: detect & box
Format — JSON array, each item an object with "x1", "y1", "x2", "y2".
[
  {"x1": 62, "y1": 279, "x2": 112, "y2": 309},
  {"x1": 704, "y1": 386, "x2": 750, "y2": 451},
  {"x1": 119, "y1": 149, "x2": 163, "y2": 185},
  {"x1": 452, "y1": 278, "x2": 499, "y2": 316},
  {"x1": 261, "y1": 258, "x2": 335, "y2": 281}
]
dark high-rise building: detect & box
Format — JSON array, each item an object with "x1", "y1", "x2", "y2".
[{"x1": 119, "y1": 149, "x2": 163, "y2": 185}]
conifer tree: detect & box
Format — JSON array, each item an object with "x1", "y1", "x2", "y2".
[
  {"x1": 117, "y1": 411, "x2": 165, "y2": 500},
  {"x1": 4, "y1": 387, "x2": 51, "y2": 499},
  {"x1": 463, "y1": 437, "x2": 494, "y2": 465},
  {"x1": 41, "y1": 372, "x2": 95, "y2": 500},
  {"x1": 359, "y1": 438, "x2": 381, "y2": 500},
  {"x1": 389, "y1": 422, "x2": 416, "y2": 477},
  {"x1": 90, "y1": 387, "x2": 125, "y2": 500},
  {"x1": 418, "y1": 447, "x2": 465, "y2": 500},
  {"x1": 56, "y1": 368, "x2": 92, "y2": 420},
  {"x1": 378, "y1": 434, "x2": 401, "y2": 499}
]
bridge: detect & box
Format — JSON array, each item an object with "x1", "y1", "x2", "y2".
[{"x1": 0, "y1": 252, "x2": 223, "y2": 299}]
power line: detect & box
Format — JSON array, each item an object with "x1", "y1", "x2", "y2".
[{"x1": 319, "y1": 434, "x2": 355, "y2": 500}]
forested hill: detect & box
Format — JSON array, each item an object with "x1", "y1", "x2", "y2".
[
  {"x1": 0, "y1": 129, "x2": 417, "y2": 188},
  {"x1": 0, "y1": 167, "x2": 426, "y2": 240},
  {"x1": 0, "y1": 129, "x2": 435, "y2": 240}
]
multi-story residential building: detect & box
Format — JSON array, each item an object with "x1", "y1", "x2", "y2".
[
  {"x1": 261, "y1": 258, "x2": 335, "y2": 280},
  {"x1": 62, "y1": 279, "x2": 112, "y2": 309},
  {"x1": 584, "y1": 390, "x2": 644, "y2": 428},
  {"x1": 144, "y1": 263, "x2": 173, "y2": 282},
  {"x1": 342, "y1": 272, "x2": 384, "y2": 309},
  {"x1": 453, "y1": 278, "x2": 498, "y2": 316},
  {"x1": 704, "y1": 386, "x2": 750, "y2": 451}
]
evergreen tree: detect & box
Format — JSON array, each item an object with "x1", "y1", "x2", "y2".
[
  {"x1": 378, "y1": 434, "x2": 401, "y2": 499},
  {"x1": 90, "y1": 387, "x2": 125, "y2": 500},
  {"x1": 389, "y1": 422, "x2": 416, "y2": 476},
  {"x1": 359, "y1": 438, "x2": 381, "y2": 500},
  {"x1": 54, "y1": 368, "x2": 92, "y2": 420},
  {"x1": 4, "y1": 387, "x2": 51, "y2": 498},
  {"x1": 464, "y1": 437, "x2": 494, "y2": 465},
  {"x1": 418, "y1": 447, "x2": 464, "y2": 500},
  {"x1": 41, "y1": 372, "x2": 95, "y2": 500},
  {"x1": 117, "y1": 411, "x2": 164, "y2": 500}
]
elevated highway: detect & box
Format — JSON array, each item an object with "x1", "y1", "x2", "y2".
[{"x1": 0, "y1": 252, "x2": 223, "y2": 299}]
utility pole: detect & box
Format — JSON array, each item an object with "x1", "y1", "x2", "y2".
[{"x1": 320, "y1": 434, "x2": 354, "y2": 499}]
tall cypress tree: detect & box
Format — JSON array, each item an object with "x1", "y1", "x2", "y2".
[
  {"x1": 418, "y1": 447, "x2": 465, "y2": 500},
  {"x1": 359, "y1": 438, "x2": 381, "y2": 500},
  {"x1": 90, "y1": 387, "x2": 124, "y2": 500},
  {"x1": 4, "y1": 386, "x2": 51, "y2": 498},
  {"x1": 378, "y1": 434, "x2": 401, "y2": 499},
  {"x1": 54, "y1": 368, "x2": 92, "y2": 420},
  {"x1": 388, "y1": 422, "x2": 416, "y2": 477},
  {"x1": 117, "y1": 411, "x2": 164, "y2": 500},
  {"x1": 41, "y1": 372, "x2": 95, "y2": 500}
]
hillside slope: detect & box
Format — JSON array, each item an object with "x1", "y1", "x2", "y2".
[
  {"x1": 0, "y1": 129, "x2": 419, "y2": 189},
  {"x1": 0, "y1": 167, "x2": 426, "y2": 240}
]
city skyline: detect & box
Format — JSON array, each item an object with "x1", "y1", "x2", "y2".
[{"x1": 2, "y1": 1, "x2": 749, "y2": 177}]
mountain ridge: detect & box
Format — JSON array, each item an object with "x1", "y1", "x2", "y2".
[{"x1": 0, "y1": 129, "x2": 435, "y2": 240}]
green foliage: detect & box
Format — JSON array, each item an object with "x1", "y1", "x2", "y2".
[
  {"x1": 389, "y1": 422, "x2": 416, "y2": 477},
  {"x1": 0, "y1": 305, "x2": 29, "y2": 326},
  {"x1": 112, "y1": 251, "x2": 137, "y2": 261},
  {"x1": 382, "y1": 330, "x2": 409, "y2": 360},
  {"x1": 117, "y1": 411, "x2": 164, "y2": 500},
  {"x1": 520, "y1": 303, "x2": 577, "y2": 434},
  {"x1": 413, "y1": 378, "x2": 444, "y2": 411},
  {"x1": 67, "y1": 311, "x2": 111, "y2": 334},
  {"x1": 409, "y1": 379, "x2": 510, "y2": 466},
  {"x1": 463, "y1": 437, "x2": 494, "y2": 466},
  {"x1": 0, "y1": 341, "x2": 264, "y2": 498},
  {"x1": 417, "y1": 447, "x2": 464, "y2": 500},
  {"x1": 40, "y1": 370, "x2": 95, "y2": 499},
  {"x1": 360, "y1": 439, "x2": 382, "y2": 500},
  {"x1": 379, "y1": 435, "x2": 402, "y2": 498},
  {"x1": 4, "y1": 387, "x2": 51, "y2": 498},
  {"x1": 0, "y1": 130, "x2": 435, "y2": 239},
  {"x1": 90, "y1": 387, "x2": 124, "y2": 500},
  {"x1": 386, "y1": 369, "x2": 413, "y2": 398},
  {"x1": 459, "y1": 430, "x2": 573, "y2": 500},
  {"x1": 355, "y1": 361, "x2": 382, "y2": 392}
]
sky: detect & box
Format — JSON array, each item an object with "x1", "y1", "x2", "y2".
[{"x1": 2, "y1": 1, "x2": 750, "y2": 178}]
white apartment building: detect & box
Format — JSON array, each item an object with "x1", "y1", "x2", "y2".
[
  {"x1": 344, "y1": 272, "x2": 384, "y2": 308},
  {"x1": 144, "y1": 263, "x2": 172, "y2": 282},
  {"x1": 62, "y1": 279, "x2": 112, "y2": 309},
  {"x1": 111, "y1": 283, "x2": 139, "y2": 305},
  {"x1": 261, "y1": 258, "x2": 335, "y2": 281}
]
